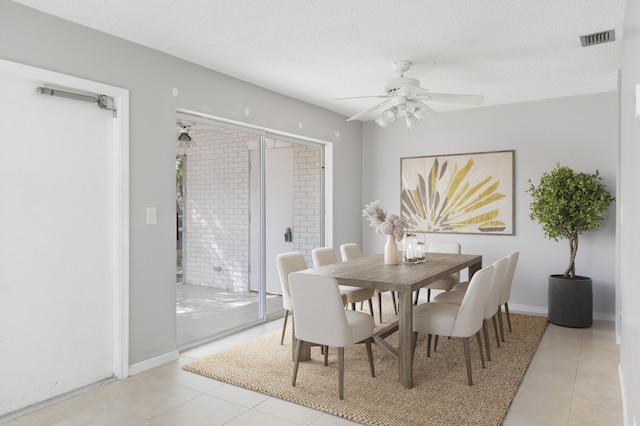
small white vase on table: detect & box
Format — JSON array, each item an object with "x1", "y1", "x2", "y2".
[{"x1": 362, "y1": 200, "x2": 404, "y2": 265}]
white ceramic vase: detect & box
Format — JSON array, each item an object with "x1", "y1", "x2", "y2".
[{"x1": 384, "y1": 234, "x2": 398, "y2": 265}]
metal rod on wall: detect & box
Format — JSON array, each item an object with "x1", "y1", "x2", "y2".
[{"x1": 36, "y1": 87, "x2": 117, "y2": 117}]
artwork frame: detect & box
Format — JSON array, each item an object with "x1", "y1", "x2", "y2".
[{"x1": 400, "y1": 150, "x2": 515, "y2": 235}]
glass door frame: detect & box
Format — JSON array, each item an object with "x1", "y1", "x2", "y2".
[{"x1": 176, "y1": 109, "x2": 332, "y2": 345}]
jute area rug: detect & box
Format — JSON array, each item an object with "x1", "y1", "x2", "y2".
[{"x1": 183, "y1": 304, "x2": 548, "y2": 426}]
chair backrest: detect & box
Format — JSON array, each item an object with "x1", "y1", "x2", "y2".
[
  {"x1": 276, "y1": 252, "x2": 308, "y2": 311},
  {"x1": 451, "y1": 265, "x2": 494, "y2": 338},
  {"x1": 311, "y1": 247, "x2": 339, "y2": 267},
  {"x1": 428, "y1": 241, "x2": 461, "y2": 284},
  {"x1": 499, "y1": 251, "x2": 520, "y2": 305},
  {"x1": 484, "y1": 256, "x2": 509, "y2": 319},
  {"x1": 340, "y1": 243, "x2": 362, "y2": 261},
  {"x1": 289, "y1": 272, "x2": 354, "y2": 347}
]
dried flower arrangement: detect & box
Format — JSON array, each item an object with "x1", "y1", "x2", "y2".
[{"x1": 362, "y1": 200, "x2": 405, "y2": 241}]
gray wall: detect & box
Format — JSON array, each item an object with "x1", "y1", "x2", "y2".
[
  {"x1": 362, "y1": 93, "x2": 618, "y2": 319},
  {"x1": 620, "y1": 0, "x2": 640, "y2": 422},
  {"x1": 0, "y1": 1, "x2": 363, "y2": 365}
]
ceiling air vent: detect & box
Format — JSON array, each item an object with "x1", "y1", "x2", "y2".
[{"x1": 580, "y1": 29, "x2": 615, "y2": 47}]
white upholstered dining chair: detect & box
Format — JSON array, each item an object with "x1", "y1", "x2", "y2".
[
  {"x1": 432, "y1": 256, "x2": 509, "y2": 361},
  {"x1": 275, "y1": 252, "x2": 308, "y2": 345},
  {"x1": 289, "y1": 272, "x2": 376, "y2": 399},
  {"x1": 311, "y1": 247, "x2": 375, "y2": 316},
  {"x1": 340, "y1": 243, "x2": 397, "y2": 322},
  {"x1": 497, "y1": 251, "x2": 520, "y2": 341},
  {"x1": 414, "y1": 241, "x2": 461, "y2": 304},
  {"x1": 412, "y1": 264, "x2": 494, "y2": 385}
]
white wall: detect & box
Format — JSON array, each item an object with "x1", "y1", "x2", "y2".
[
  {"x1": 362, "y1": 93, "x2": 618, "y2": 319},
  {"x1": 620, "y1": 0, "x2": 640, "y2": 422},
  {"x1": 0, "y1": 2, "x2": 363, "y2": 366}
]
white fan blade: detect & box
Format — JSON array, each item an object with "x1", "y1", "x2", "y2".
[
  {"x1": 346, "y1": 99, "x2": 395, "y2": 121},
  {"x1": 333, "y1": 95, "x2": 389, "y2": 101},
  {"x1": 415, "y1": 90, "x2": 484, "y2": 105}
]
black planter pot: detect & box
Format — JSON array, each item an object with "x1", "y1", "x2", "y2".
[{"x1": 548, "y1": 275, "x2": 593, "y2": 328}]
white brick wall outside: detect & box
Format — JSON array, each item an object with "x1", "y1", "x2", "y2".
[
  {"x1": 183, "y1": 132, "x2": 252, "y2": 291},
  {"x1": 182, "y1": 134, "x2": 322, "y2": 291},
  {"x1": 292, "y1": 144, "x2": 322, "y2": 266}
]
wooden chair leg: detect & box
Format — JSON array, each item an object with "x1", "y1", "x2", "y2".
[
  {"x1": 505, "y1": 302, "x2": 513, "y2": 332},
  {"x1": 476, "y1": 331, "x2": 485, "y2": 369},
  {"x1": 351, "y1": 302, "x2": 356, "y2": 311},
  {"x1": 338, "y1": 347, "x2": 345, "y2": 400},
  {"x1": 368, "y1": 298, "x2": 374, "y2": 318},
  {"x1": 463, "y1": 337, "x2": 473, "y2": 385},
  {"x1": 292, "y1": 338, "x2": 302, "y2": 386},
  {"x1": 483, "y1": 319, "x2": 491, "y2": 361},
  {"x1": 324, "y1": 345, "x2": 329, "y2": 366},
  {"x1": 414, "y1": 289, "x2": 420, "y2": 305},
  {"x1": 280, "y1": 309, "x2": 289, "y2": 345},
  {"x1": 492, "y1": 315, "x2": 501, "y2": 348},
  {"x1": 498, "y1": 305, "x2": 506, "y2": 342},
  {"x1": 377, "y1": 293, "x2": 383, "y2": 323},
  {"x1": 391, "y1": 291, "x2": 398, "y2": 314},
  {"x1": 427, "y1": 288, "x2": 431, "y2": 302},
  {"x1": 365, "y1": 338, "x2": 375, "y2": 377},
  {"x1": 434, "y1": 335, "x2": 439, "y2": 352},
  {"x1": 427, "y1": 333, "x2": 432, "y2": 357}
]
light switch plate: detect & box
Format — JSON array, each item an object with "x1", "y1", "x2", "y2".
[{"x1": 146, "y1": 207, "x2": 157, "y2": 225}]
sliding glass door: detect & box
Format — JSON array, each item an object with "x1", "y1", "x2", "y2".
[{"x1": 176, "y1": 113, "x2": 324, "y2": 348}]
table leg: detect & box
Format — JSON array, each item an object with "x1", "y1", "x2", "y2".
[
  {"x1": 397, "y1": 290, "x2": 413, "y2": 389},
  {"x1": 469, "y1": 258, "x2": 482, "y2": 278}
]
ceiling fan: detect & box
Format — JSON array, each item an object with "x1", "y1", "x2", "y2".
[
  {"x1": 176, "y1": 120, "x2": 236, "y2": 150},
  {"x1": 177, "y1": 122, "x2": 193, "y2": 141},
  {"x1": 336, "y1": 60, "x2": 484, "y2": 129}
]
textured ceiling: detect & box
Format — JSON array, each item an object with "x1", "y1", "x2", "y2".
[{"x1": 11, "y1": 0, "x2": 625, "y2": 120}]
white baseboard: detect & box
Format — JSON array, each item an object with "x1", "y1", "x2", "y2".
[
  {"x1": 509, "y1": 303, "x2": 615, "y2": 322},
  {"x1": 618, "y1": 364, "x2": 628, "y2": 426},
  {"x1": 508, "y1": 303, "x2": 547, "y2": 317},
  {"x1": 128, "y1": 350, "x2": 179, "y2": 376}
]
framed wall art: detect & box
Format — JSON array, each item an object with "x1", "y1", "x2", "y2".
[{"x1": 400, "y1": 150, "x2": 514, "y2": 235}]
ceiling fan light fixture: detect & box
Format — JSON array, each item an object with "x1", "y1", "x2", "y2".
[
  {"x1": 382, "y1": 107, "x2": 398, "y2": 123},
  {"x1": 405, "y1": 113, "x2": 419, "y2": 129},
  {"x1": 374, "y1": 116, "x2": 389, "y2": 128},
  {"x1": 413, "y1": 106, "x2": 431, "y2": 120},
  {"x1": 178, "y1": 132, "x2": 192, "y2": 142}
]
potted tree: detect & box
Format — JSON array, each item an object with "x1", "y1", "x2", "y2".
[{"x1": 527, "y1": 163, "x2": 614, "y2": 328}]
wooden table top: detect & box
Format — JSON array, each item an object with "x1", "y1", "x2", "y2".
[{"x1": 300, "y1": 252, "x2": 482, "y2": 293}]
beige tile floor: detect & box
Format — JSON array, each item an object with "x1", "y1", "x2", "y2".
[
  {"x1": 2, "y1": 304, "x2": 623, "y2": 425},
  {"x1": 504, "y1": 318, "x2": 623, "y2": 426}
]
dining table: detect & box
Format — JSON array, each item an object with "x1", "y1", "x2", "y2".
[{"x1": 299, "y1": 251, "x2": 482, "y2": 389}]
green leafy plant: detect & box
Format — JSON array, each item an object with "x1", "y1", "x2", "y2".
[{"x1": 527, "y1": 164, "x2": 614, "y2": 278}]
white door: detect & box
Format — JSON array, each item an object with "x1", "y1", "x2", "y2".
[
  {"x1": 249, "y1": 142, "x2": 294, "y2": 295},
  {"x1": 265, "y1": 145, "x2": 294, "y2": 295},
  {"x1": 0, "y1": 71, "x2": 115, "y2": 415}
]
